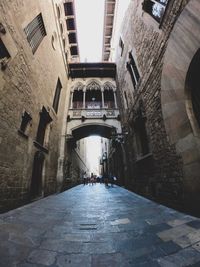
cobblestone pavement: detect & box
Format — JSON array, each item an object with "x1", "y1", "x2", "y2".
[{"x1": 1, "y1": 184, "x2": 200, "y2": 267}]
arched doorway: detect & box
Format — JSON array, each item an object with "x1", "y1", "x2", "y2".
[
  {"x1": 185, "y1": 48, "x2": 200, "y2": 131},
  {"x1": 30, "y1": 151, "x2": 45, "y2": 199},
  {"x1": 161, "y1": 0, "x2": 200, "y2": 212}
]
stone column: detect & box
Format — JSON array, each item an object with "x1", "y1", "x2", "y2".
[
  {"x1": 114, "y1": 90, "x2": 118, "y2": 108},
  {"x1": 70, "y1": 91, "x2": 74, "y2": 109},
  {"x1": 83, "y1": 88, "x2": 86, "y2": 109},
  {"x1": 101, "y1": 90, "x2": 105, "y2": 109}
]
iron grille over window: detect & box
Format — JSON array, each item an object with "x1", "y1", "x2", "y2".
[
  {"x1": 126, "y1": 52, "x2": 140, "y2": 89},
  {"x1": 53, "y1": 78, "x2": 62, "y2": 113},
  {"x1": 24, "y1": 13, "x2": 46, "y2": 54},
  {"x1": 142, "y1": 0, "x2": 168, "y2": 23}
]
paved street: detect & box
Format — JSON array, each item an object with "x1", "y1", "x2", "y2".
[{"x1": 1, "y1": 184, "x2": 200, "y2": 267}]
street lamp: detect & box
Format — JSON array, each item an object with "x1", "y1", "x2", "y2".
[
  {"x1": 111, "y1": 126, "x2": 129, "y2": 144},
  {"x1": 102, "y1": 151, "x2": 107, "y2": 161},
  {"x1": 101, "y1": 152, "x2": 108, "y2": 185}
]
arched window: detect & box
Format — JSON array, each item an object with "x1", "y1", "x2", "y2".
[
  {"x1": 85, "y1": 89, "x2": 102, "y2": 109},
  {"x1": 86, "y1": 81, "x2": 102, "y2": 109},
  {"x1": 186, "y1": 49, "x2": 200, "y2": 128},
  {"x1": 104, "y1": 90, "x2": 114, "y2": 109},
  {"x1": 73, "y1": 90, "x2": 83, "y2": 109},
  {"x1": 103, "y1": 82, "x2": 115, "y2": 109}
]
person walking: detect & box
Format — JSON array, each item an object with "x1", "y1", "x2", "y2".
[
  {"x1": 83, "y1": 172, "x2": 87, "y2": 185},
  {"x1": 90, "y1": 173, "x2": 95, "y2": 185}
]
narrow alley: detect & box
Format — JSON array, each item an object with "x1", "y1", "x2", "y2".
[
  {"x1": 1, "y1": 184, "x2": 200, "y2": 267},
  {"x1": 1, "y1": 0, "x2": 200, "y2": 266}
]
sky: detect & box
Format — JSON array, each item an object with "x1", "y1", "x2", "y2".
[
  {"x1": 85, "y1": 136, "x2": 102, "y2": 174},
  {"x1": 75, "y1": 0, "x2": 131, "y2": 62},
  {"x1": 74, "y1": 0, "x2": 105, "y2": 62}
]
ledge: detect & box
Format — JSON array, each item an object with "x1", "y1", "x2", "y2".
[
  {"x1": 18, "y1": 129, "x2": 28, "y2": 139},
  {"x1": 135, "y1": 153, "x2": 153, "y2": 163},
  {"x1": 33, "y1": 141, "x2": 49, "y2": 154}
]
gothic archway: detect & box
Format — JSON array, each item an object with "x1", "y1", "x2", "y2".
[{"x1": 161, "y1": 0, "x2": 200, "y2": 210}]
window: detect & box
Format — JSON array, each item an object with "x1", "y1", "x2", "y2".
[
  {"x1": 135, "y1": 120, "x2": 149, "y2": 157},
  {"x1": 124, "y1": 91, "x2": 128, "y2": 108},
  {"x1": 24, "y1": 13, "x2": 46, "y2": 54},
  {"x1": 36, "y1": 107, "x2": 52, "y2": 147},
  {"x1": 104, "y1": 89, "x2": 115, "y2": 109},
  {"x1": 134, "y1": 104, "x2": 149, "y2": 157},
  {"x1": 66, "y1": 18, "x2": 75, "y2": 31},
  {"x1": 0, "y1": 38, "x2": 10, "y2": 59},
  {"x1": 0, "y1": 38, "x2": 10, "y2": 70},
  {"x1": 72, "y1": 90, "x2": 83, "y2": 109},
  {"x1": 119, "y1": 37, "x2": 124, "y2": 56},
  {"x1": 126, "y1": 52, "x2": 140, "y2": 89},
  {"x1": 85, "y1": 89, "x2": 102, "y2": 109},
  {"x1": 142, "y1": 0, "x2": 168, "y2": 23},
  {"x1": 64, "y1": 2, "x2": 74, "y2": 16},
  {"x1": 53, "y1": 78, "x2": 62, "y2": 113},
  {"x1": 70, "y1": 46, "x2": 78, "y2": 56},
  {"x1": 18, "y1": 111, "x2": 32, "y2": 138}
]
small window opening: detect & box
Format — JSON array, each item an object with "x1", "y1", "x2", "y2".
[
  {"x1": 36, "y1": 107, "x2": 52, "y2": 147},
  {"x1": 53, "y1": 78, "x2": 62, "y2": 113},
  {"x1": 18, "y1": 111, "x2": 32, "y2": 138},
  {"x1": 0, "y1": 38, "x2": 10, "y2": 59},
  {"x1": 124, "y1": 91, "x2": 128, "y2": 108},
  {"x1": 0, "y1": 38, "x2": 10, "y2": 70},
  {"x1": 119, "y1": 37, "x2": 124, "y2": 56},
  {"x1": 142, "y1": 0, "x2": 168, "y2": 23},
  {"x1": 126, "y1": 52, "x2": 140, "y2": 89},
  {"x1": 64, "y1": 2, "x2": 74, "y2": 16}
]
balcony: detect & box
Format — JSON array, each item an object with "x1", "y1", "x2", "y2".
[{"x1": 68, "y1": 108, "x2": 119, "y2": 120}]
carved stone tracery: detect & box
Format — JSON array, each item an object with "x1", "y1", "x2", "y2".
[
  {"x1": 73, "y1": 82, "x2": 84, "y2": 91},
  {"x1": 86, "y1": 81, "x2": 101, "y2": 91}
]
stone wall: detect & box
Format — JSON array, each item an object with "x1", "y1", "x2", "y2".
[
  {"x1": 0, "y1": 0, "x2": 70, "y2": 212},
  {"x1": 115, "y1": 0, "x2": 200, "y2": 212}
]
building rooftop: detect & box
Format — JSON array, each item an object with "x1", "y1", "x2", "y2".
[{"x1": 102, "y1": 0, "x2": 117, "y2": 61}]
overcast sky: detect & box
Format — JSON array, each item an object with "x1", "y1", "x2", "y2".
[
  {"x1": 86, "y1": 136, "x2": 101, "y2": 175},
  {"x1": 74, "y1": 0, "x2": 105, "y2": 62},
  {"x1": 74, "y1": 0, "x2": 130, "y2": 62}
]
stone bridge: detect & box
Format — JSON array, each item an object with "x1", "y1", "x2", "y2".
[{"x1": 66, "y1": 63, "x2": 122, "y2": 142}]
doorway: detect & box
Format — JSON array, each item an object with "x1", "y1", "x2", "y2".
[{"x1": 30, "y1": 151, "x2": 45, "y2": 199}]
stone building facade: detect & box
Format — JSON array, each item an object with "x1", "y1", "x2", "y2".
[
  {"x1": 0, "y1": 0, "x2": 73, "y2": 212},
  {"x1": 62, "y1": 137, "x2": 89, "y2": 190},
  {"x1": 115, "y1": 0, "x2": 200, "y2": 214},
  {"x1": 64, "y1": 63, "x2": 122, "y2": 186}
]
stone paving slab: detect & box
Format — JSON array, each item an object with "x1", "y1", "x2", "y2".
[{"x1": 1, "y1": 184, "x2": 200, "y2": 266}]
